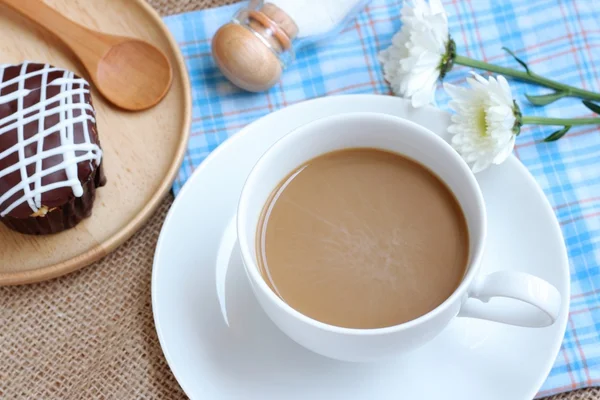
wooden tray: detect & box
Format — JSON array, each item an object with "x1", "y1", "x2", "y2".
[{"x1": 0, "y1": 0, "x2": 191, "y2": 285}]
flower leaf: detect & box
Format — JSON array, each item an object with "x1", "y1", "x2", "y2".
[
  {"x1": 583, "y1": 100, "x2": 600, "y2": 115},
  {"x1": 502, "y1": 47, "x2": 531, "y2": 75},
  {"x1": 544, "y1": 125, "x2": 571, "y2": 142},
  {"x1": 525, "y1": 91, "x2": 567, "y2": 106}
]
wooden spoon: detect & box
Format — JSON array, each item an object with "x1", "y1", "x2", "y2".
[{"x1": 0, "y1": 0, "x2": 173, "y2": 111}]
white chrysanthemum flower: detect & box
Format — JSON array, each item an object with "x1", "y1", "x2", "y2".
[
  {"x1": 378, "y1": 0, "x2": 450, "y2": 107},
  {"x1": 444, "y1": 73, "x2": 519, "y2": 173}
]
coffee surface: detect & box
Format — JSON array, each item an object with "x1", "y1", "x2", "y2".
[{"x1": 257, "y1": 148, "x2": 468, "y2": 329}]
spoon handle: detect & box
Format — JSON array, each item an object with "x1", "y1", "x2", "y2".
[{"x1": 0, "y1": 0, "x2": 109, "y2": 64}]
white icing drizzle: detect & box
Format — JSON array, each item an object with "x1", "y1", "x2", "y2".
[
  {"x1": 34, "y1": 63, "x2": 49, "y2": 209},
  {"x1": 16, "y1": 63, "x2": 34, "y2": 213},
  {"x1": 0, "y1": 62, "x2": 103, "y2": 218}
]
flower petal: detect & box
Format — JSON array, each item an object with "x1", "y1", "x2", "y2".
[
  {"x1": 379, "y1": 0, "x2": 449, "y2": 107},
  {"x1": 444, "y1": 72, "x2": 517, "y2": 173},
  {"x1": 492, "y1": 134, "x2": 516, "y2": 164}
]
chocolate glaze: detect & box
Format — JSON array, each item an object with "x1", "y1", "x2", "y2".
[
  {"x1": 0, "y1": 62, "x2": 105, "y2": 221},
  {"x1": 1, "y1": 163, "x2": 106, "y2": 235}
]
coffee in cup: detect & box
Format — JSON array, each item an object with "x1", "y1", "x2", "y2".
[{"x1": 256, "y1": 148, "x2": 469, "y2": 329}]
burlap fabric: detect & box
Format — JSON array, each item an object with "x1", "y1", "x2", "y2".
[{"x1": 0, "y1": 1, "x2": 594, "y2": 399}]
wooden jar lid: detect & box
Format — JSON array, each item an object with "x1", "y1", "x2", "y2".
[{"x1": 212, "y1": 3, "x2": 298, "y2": 92}]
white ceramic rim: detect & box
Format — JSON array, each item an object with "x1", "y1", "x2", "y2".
[{"x1": 236, "y1": 112, "x2": 488, "y2": 336}]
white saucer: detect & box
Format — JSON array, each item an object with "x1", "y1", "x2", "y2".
[{"x1": 152, "y1": 95, "x2": 570, "y2": 400}]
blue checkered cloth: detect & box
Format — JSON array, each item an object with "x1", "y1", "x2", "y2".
[{"x1": 164, "y1": 0, "x2": 600, "y2": 396}]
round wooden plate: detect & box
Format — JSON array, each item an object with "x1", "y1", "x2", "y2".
[{"x1": 0, "y1": 0, "x2": 191, "y2": 285}]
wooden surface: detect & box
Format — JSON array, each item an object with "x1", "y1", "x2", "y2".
[
  {"x1": 0, "y1": 0, "x2": 191, "y2": 285},
  {"x1": 0, "y1": 0, "x2": 173, "y2": 111}
]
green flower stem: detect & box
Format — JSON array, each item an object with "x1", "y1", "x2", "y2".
[
  {"x1": 521, "y1": 116, "x2": 600, "y2": 126},
  {"x1": 454, "y1": 55, "x2": 600, "y2": 102}
]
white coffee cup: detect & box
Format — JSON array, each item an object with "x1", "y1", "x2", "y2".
[{"x1": 237, "y1": 112, "x2": 561, "y2": 362}]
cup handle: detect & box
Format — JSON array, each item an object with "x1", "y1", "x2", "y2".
[{"x1": 458, "y1": 271, "x2": 562, "y2": 327}]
